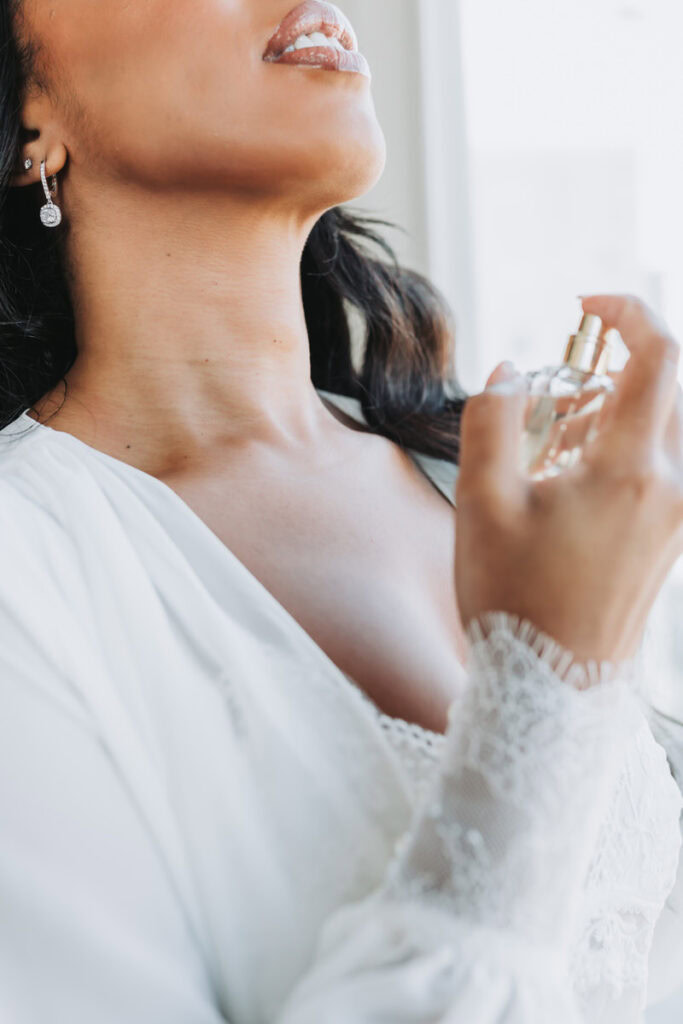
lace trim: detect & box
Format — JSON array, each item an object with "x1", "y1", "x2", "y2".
[
  {"x1": 378, "y1": 610, "x2": 641, "y2": 947},
  {"x1": 372, "y1": 649, "x2": 683, "y2": 1012},
  {"x1": 465, "y1": 610, "x2": 639, "y2": 693},
  {"x1": 455, "y1": 612, "x2": 638, "y2": 815},
  {"x1": 374, "y1": 748, "x2": 680, "y2": 1013},
  {"x1": 376, "y1": 713, "x2": 446, "y2": 802},
  {"x1": 376, "y1": 714, "x2": 445, "y2": 760}
]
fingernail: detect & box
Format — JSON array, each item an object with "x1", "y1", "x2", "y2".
[
  {"x1": 486, "y1": 360, "x2": 517, "y2": 386},
  {"x1": 485, "y1": 375, "x2": 525, "y2": 395}
]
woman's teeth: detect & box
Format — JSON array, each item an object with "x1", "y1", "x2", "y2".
[{"x1": 282, "y1": 32, "x2": 347, "y2": 54}]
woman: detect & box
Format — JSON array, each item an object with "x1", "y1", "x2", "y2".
[{"x1": 0, "y1": 1, "x2": 682, "y2": 1021}]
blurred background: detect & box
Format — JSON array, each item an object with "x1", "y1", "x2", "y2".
[{"x1": 342, "y1": 0, "x2": 683, "y2": 1018}]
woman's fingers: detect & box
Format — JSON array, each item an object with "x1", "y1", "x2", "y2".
[
  {"x1": 580, "y1": 295, "x2": 681, "y2": 463},
  {"x1": 457, "y1": 363, "x2": 527, "y2": 503}
]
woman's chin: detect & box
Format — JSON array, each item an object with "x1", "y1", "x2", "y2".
[{"x1": 310, "y1": 129, "x2": 387, "y2": 203}]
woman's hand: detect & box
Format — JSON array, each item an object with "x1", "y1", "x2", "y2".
[{"x1": 454, "y1": 295, "x2": 683, "y2": 664}]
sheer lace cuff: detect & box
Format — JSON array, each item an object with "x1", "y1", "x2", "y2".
[
  {"x1": 465, "y1": 610, "x2": 639, "y2": 691},
  {"x1": 378, "y1": 610, "x2": 642, "y2": 951}
]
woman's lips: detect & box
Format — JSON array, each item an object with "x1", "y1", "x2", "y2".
[
  {"x1": 263, "y1": 1, "x2": 356, "y2": 59},
  {"x1": 266, "y1": 44, "x2": 370, "y2": 78},
  {"x1": 262, "y1": 1, "x2": 370, "y2": 78}
]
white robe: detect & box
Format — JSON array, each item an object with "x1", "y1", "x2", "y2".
[{"x1": 0, "y1": 389, "x2": 680, "y2": 1024}]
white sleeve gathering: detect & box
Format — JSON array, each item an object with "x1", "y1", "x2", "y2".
[{"x1": 276, "y1": 613, "x2": 652, "y2": 1024}]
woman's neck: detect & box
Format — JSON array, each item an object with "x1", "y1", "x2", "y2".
[{"x1": 51, "y1": 180, "x2": 337, "y2": 457}]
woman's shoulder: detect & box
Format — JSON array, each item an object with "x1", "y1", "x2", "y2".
[{"x1": 317, "y1": 388, "x2": 459, "y2": 507}]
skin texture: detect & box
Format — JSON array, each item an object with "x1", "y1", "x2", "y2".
[{"x1": 10, "y1": 5, "x2": 683, "y2": 718}]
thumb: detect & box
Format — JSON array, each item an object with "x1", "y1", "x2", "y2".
[
  {"x1": 486, "y1": 360, "x2": 518, "y2": 389},
  {"x1": 457, "y1": 362, "x2": 528, "y2": 499}
]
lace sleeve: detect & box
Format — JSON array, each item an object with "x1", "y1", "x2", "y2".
[{"x1": 276, "y1": 611, "x2": 642, "y2": 1024}]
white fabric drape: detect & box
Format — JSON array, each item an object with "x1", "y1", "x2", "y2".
[{"x1": 0, "y1": 394, "x2": 680, "y2": 1023}]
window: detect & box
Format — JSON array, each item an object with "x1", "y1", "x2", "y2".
[{"x1": 459, "y1": 0, "x2": 683, "y2": 736}]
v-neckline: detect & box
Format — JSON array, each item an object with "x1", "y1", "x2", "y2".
[{"x1": 14, "y1": 395, "x2": 462, "y2": 723}]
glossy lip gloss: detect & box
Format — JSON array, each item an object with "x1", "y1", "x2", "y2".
[
  {"x1": 265, "y1": 45, "x2": 371, "y2": 77},
  {"x1": 262, "y1": 1, "x2": 371, "y2": 79}
]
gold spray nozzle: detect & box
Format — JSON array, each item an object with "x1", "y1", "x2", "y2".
[{"x1": 564, "y1": 314, "x2": 612, "y2": 375}]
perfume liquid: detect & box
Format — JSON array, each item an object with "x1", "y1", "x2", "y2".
[{"x1": 519, "y1": 315, "x2": 618, "y2": 481}]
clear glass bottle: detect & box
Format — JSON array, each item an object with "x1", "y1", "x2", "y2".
[{"x1": 519, "y1": 314, "x2": 618, "y2": 481}]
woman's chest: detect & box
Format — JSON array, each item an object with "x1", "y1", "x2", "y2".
[{"x1": 162, "y1": 444, "x2": 467, "y2": 734}]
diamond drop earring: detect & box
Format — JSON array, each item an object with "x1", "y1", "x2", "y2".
[
  {"x1": 39, "y1": 159, "x2": 62, "y2": 228},
  {"x1": 23, "y1": 157, "x2": 33, "y2": 171}
]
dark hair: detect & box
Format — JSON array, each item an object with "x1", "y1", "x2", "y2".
[{"x1": 1, "y1": 2, "x2": 468, "y2": 463}]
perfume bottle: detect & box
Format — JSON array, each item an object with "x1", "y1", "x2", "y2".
[{"x1": 519, "y1": 314, "x2": 618, "y2": 480}]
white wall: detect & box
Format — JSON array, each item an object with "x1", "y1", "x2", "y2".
[
  {"x1": 341, "y1": 0, "x2": 479, "y2": 390},
  {"x1": 341, "y1": 1, "x2": 428, "y2": 270}
]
